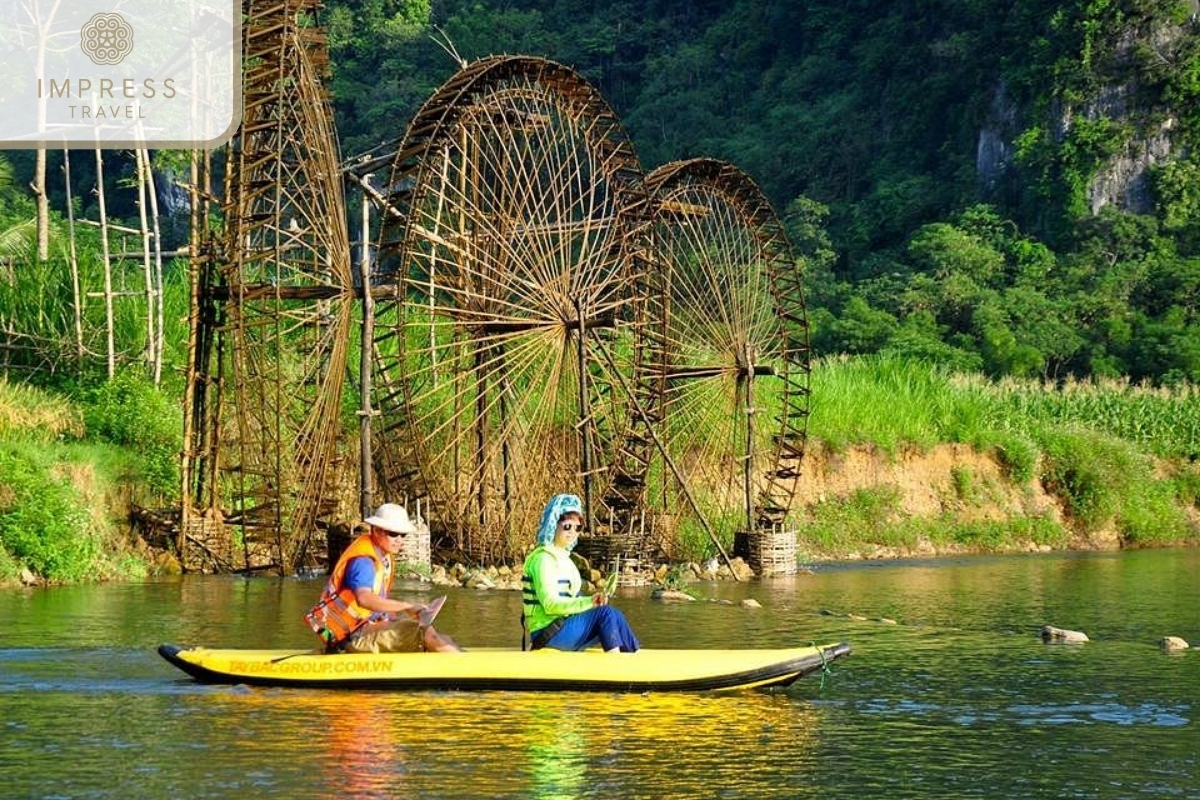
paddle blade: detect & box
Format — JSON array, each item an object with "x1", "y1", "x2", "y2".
[
  {"x1": 419, "y1": 595, "x2": 447, "y2": 627},
  {"x1": 604, "y1": 568, "x2": 619, "y2": 596}
]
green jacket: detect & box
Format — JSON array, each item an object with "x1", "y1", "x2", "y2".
[{"x1": 521, "y1": 544, "x2": 592, "y2": 634}]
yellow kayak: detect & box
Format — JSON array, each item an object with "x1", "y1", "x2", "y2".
[{"x1": 158, "y1": 642, "x2": 850, "y2": 692}]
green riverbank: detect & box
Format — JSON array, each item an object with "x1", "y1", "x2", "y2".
[{"x1": 2, "y1": 354, "x2": 1199, "y2": 586}]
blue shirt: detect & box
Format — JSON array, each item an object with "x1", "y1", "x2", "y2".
[
  {"x1": 343, "y1": 555, "x2": 382, "y2": 591},
  {"x1": 343, "y1": 555, "x2": 392, "y2": 622}
]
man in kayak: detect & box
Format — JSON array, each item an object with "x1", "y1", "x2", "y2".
[
  {"x1": 521, "y1": 493, "x2": 640, "y2": 652},
  {"x1": 306, "y1": 503, "x2": 462, "y2": 653}
]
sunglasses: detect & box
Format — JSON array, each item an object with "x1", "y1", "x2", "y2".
[
  {"x1": 383, "y1": 531, "x2": 407, "y2": 538},
  {"x1": 559, "y1": 522, "x2": 582, "y2": 531}
]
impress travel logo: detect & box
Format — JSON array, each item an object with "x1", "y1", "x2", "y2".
[
  {"x1": 0, "y1": 1, "x2": 240, "y2": 148},
  {"x1": 80, "y1": 13, "x2": 136, "y2": 66}
]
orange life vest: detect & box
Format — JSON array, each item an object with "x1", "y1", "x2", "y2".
[{"x1": 305, "y1": 534, "x2": 393, "y2": 649}]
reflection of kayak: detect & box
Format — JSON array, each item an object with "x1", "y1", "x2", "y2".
[{"x1": 158, "y1": 641, "x2": 850, "y2": 692}]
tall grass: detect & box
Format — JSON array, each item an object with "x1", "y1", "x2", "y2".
[
  {"x1": 805, "y1": 354, "x2": 1200, "y2": 552},
  {"x1": 810, "y1": 354, "x2": 986, "y2": 452},
  {"x1": 0, "y1": 225, "x2": 193, "y2": 386},
  {"x1": 814, "y1": 354, "x2": 1200, "y2": 461},
  {"x1": 0, "y1": 377, "x2": 84, "y2": 441}
]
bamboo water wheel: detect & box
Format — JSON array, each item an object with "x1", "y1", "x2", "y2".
[
  {"x1": 636, "y1": 158, "x2": 810, "y2": 561},
  {"x1": 367, "y1": 56, "x2": 653, "y2": 564},
  {"x1": 182, "y1": 0, "x2": 353, "y2": 573}
]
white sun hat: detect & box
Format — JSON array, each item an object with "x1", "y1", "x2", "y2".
[{"x1": 364, "y1": 503, "x2": 418, "y2": 535}]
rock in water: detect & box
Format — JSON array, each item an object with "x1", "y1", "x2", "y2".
[
  {"x1": 650, "y1": 588, "x2": 695, "y2": 602},
  {"x1": 1041, "y1": 625, "x2": 1089, "y2": 643}
]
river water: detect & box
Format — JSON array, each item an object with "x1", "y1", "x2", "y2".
[{"x1": 1, "y1": 548, "x2": 1196, "y2": 799}]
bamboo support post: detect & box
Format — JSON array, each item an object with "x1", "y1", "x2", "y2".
[
  {"x1": 63, "y1": 149, "x2": 84, "y2": 362},
  {"x1": 95, "y1": 148, "x2": 115, "y2": 379}
]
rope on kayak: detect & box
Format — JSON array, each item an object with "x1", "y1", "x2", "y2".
[{"x1": 812, "y1": 642, "x2": 834, "y2": 690}]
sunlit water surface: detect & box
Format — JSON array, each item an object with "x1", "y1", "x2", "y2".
[{"x1": 1, "y1": 548, "x2": 1196, "y2": 799}]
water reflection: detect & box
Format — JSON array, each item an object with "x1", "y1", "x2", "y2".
[
  {"x1": 1, "y1": 548, "x2": 1198, "y2": 799},
  {"x1": 525, "y1": 699, "x2": 588, "y2": 799},
  {"x1": 186, "y1": 688, "x2": 823, "y2": 800}
]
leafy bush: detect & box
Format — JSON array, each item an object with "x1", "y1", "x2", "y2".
[
  {"x1": 1034, "y1": 428, "x2": 1195, "y2": 544},
  {"x1": 1036, "y1": 429, "x2": 1131, "y2": 528},
  {"x1": 940, "y1": 515, "x2": 1067, "y2": 550},
  {"x1": 75, "y1": 370, "x2": 182, "y2": 499},
  {"x1": 0, "y1": 447, "x2": 98, "y2": 582},
  {"x1": 979, "y1": 430, "x2": 1039, "y2": 484},
  {"x1": 1120, "y1": 480, "x2": 1191, "y2": 545},
  {"x1": 1171, "y1": 468, "x2": 1200, "y2": 508},
  {"x1": 0, "y1": 542, "x2": 20, "y2": 583},
  {"x1": 799, "y1": 486, "x2": 909, "y2": 551}
]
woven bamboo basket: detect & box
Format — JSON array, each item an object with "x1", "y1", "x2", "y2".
[{"x1": 733, "y1": 527, "x2": 798, "y2": 577}]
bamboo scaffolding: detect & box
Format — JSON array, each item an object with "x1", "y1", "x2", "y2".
[{"x1": 181, "y1": 0, "x2": 354, "y2": 574}]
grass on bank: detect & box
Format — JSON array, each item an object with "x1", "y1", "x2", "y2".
[
  {"x1": 789, "y1": 354, "x2": 1200, "y2": 561},
  {"x1": 3, "y1": 354, "x2": 1200, "y2": 582},
  {"x1": 0, "y1": 374, "x2": 179, "y2": 585}
]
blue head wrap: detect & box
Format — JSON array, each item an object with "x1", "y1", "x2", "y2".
[{"x1": 537, "y1": 493, "x2": 584, "y2": 550}]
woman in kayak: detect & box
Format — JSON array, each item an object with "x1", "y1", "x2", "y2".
[
  {"x1": 521, "y1": 493, "x2": 640, "y2": 653},
  {"x1": 306, "y1": 503, "x2": 462, "y2": 653}
]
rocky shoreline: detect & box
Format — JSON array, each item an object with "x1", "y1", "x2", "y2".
[{"x1": 423, "y1": 555, "x2": 760, "y2": 594}]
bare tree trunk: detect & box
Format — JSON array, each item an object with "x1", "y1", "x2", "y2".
[
  {"x1": 33, "y1": 149, "x2": 49, "y2": 261},
  {"x1": 134, "y1": 147, "x2": 157, "y2": 378},
  {"x1": 146, "y1": 153, "x2": 165, "y2": 386},
  {"x1": 26, "y1": 0, "x2": 65, "y2": 262}
]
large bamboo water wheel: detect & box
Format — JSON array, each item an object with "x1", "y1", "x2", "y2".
[
  {"x1": 367, "y1": 56, "x2": 653, "y2": 564},
  {"x1": 182, "y1": 0, "x2": 353, "y2": 573},
  {"x1": 636, "y1": 158, "x2": 810, "y2": 562}
]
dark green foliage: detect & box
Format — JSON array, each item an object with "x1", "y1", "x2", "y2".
[{"x1": 4, "y1": 2, "x2": 1200, "y2": 386}]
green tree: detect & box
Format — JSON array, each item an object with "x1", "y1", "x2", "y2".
[
  {"x1": 326, "y1": 0, "x2": 438, "y2": 155},
  {"x1": 0, "y1": 155, "x2": 36, "y2": 262},
  {"x1": 1153, "y1": 158, "x2": 1200, "y2": 253}
]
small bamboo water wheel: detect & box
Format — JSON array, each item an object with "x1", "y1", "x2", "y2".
[{"x1": 635, "y1": 158, "x2": 810, "y2": 571}]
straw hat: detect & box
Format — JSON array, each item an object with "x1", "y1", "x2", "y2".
[{"x1": 364, "y1": 503, "x2": 418, "y2": 535}]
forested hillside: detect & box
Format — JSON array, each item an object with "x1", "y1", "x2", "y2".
[
  {"x1": 324, "y1": 0, "x2": 1200, "y2": 383},
  {"x1": 3, "y1": 0, "x2": 1198, "y2": 383}
]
